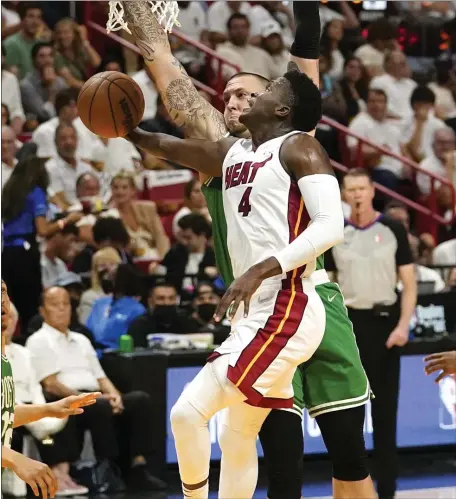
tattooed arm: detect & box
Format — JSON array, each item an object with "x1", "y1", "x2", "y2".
[{"x1": 123, "y1": 1, "x2": 227, "y2": 143}]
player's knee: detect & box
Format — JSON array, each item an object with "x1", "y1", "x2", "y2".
[
  {"x1": 170, "y1": 398, "x2": 203, "y2": 437},
  {"x1": 317, "y1": 406, "x2": 370, "y2": 482},
  {"x1": 218, "y1": 423, "x2": 256, "y2": 465}
]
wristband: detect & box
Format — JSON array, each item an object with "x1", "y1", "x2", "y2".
[{"x1": 290, "y1": 2, "x2": 321, "y2": 60}]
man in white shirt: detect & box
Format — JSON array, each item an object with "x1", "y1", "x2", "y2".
[
  {"x1": 248, "y1": 2, "x2": 294, "y2": 48},
  {"x1": 216, "y1": 13, "x2": 279, "y2": 81},
  {"x1": 132, "y1": 67, "x2": 158, "y2": 121},
  {"x1": 45, "y1": 123, "x2": 95, "y2": 209},
  {"x1": 370, "y1": 50, "x2": 417, "y2": 121},
  {"x1": 1, "y1": 44, "x2": 25, "y2": 134},
  {"x1": 208, "y1": 0, "x2": 252, "y2": 44},
  {"x1": 354, "y1": 19, "x2": 397, "y2": 78},
  {"x1": 26, "y1": 286, "x2": 166, "y2": 491},
  {"x1": 1, "y1": 126, "x2": 18, "y2": 189},
  {"x1": 347, "y1": 89, "x2": 405, "y2": 190},
  {"x1": 31, "y1": 88, "x2": 102, "y2": 162},
  {"x1": 417, "y1": 127, "x2": 456, "y2": 198},
  {"x1": 402, "y1": 86, "x2": 447, "y2": 163},
  {"x1": 433, "y1": 238, "x2": 456, "y2": 268}
]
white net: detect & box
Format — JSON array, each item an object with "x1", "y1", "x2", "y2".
[{"x1": 107, "y1": 1, "x2": 180, "y2": 35}]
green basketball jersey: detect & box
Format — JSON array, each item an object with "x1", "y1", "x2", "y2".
[
  {"x1": 202, "y1": 176, "x2": 324, "y2": 286},
  {"x1": 1, "y1": 354, "x2": 15, "y2": 449}
]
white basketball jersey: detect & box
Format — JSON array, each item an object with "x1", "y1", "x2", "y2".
[{"x1": 222, "y1": 131, "x2": 313, "y2": 281}]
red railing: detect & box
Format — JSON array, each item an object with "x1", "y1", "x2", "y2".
[
  {"x1": 86, "y1": 17, "x2": 454, "y2": 238},
  {"x1": 87, "y1": 20, "x2": 240, "y2": 110},
  {"x1": 321, "y1": 115, "x2": 455, "y2": 238}
]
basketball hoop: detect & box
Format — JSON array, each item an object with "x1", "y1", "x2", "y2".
[{"x1": 106, "y1": 1, "x2": 180, "y2": 35}]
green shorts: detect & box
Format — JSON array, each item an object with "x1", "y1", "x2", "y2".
[{"x1": 290, "y1": 282, "x2": 373, "y2": 419}]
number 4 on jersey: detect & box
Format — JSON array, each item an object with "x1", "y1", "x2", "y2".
[{"x1": 238, "y1": 187, "x2": 252, "y2": 217}]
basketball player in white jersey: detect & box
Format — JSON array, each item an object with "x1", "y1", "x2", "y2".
[{"x1": 128, "y1": 69, "x2": 344, "y2": 498}]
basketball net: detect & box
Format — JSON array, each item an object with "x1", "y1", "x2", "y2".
[{"x1": 106, "y1": 1, "x2": 180, "y2": 35}]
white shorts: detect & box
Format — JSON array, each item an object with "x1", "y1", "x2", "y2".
[{"x1": 208, "y1": 276, "x2": 325, "y2": 409}]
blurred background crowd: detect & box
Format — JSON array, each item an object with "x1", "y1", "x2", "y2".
[{"x1": 1, "y1": 0, "x2": 456, "y2": 496}]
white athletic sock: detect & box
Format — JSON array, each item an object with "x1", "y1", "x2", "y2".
[{"x1": 182, "y1": 482, "x2": 209, "y2": 498}]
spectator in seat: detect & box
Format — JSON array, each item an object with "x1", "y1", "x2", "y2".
[
  {"x1": 98, "y1": 56, "x2": 125, "y2": 74},
  {"x1": 31, "y1": 87, "x2": 100, "y2": 162},
  {"x1": 26, "y1": 286, "x2": 166, "y2": 492},
  {"x1": 160, "y1": 213, "x2": 216, "y2": 294},
  {"x1": 433, "y1": 238, "x2": 456, "y2": 273},
  {"x1": 1, "y1": 126, "x2": 18, "y2": 189},
  {"x1": 320, "y1": 19, "x2": 345, "y2": 81},
  {"x1": 41, "y1": 215, "x2": 79, "y2": 289},
  {"x1": 189, "y1": 282, "x2": 230, "y2": 344},
  {"x1": 141, "y1": 95, "x2": 184, "y2": 138},
  {"x1": 370, "y1": 50, "x2": 417, "y2": 122},
  {"x1": 53, "y1": 18, "x2": 101, "y2": 90},
  {"x1": 173, "y1": 178, "x2": 211, "y2": 239},
  {"x1": 402, "y1": 237, "x2": 446, "y2": 293},
  {"x1": 319, "y1": 53, "x2": 348, "y2": 124},
  {"x1": 1, "y1": 44, "x2": 25, "y2": 133},
  {"x1": 417, "y1": 127, "x2": 456, "y2": 210},
  {"x1": 429, "y1": 60, "x2": 456, "y2": 126},
  {"x1": 3, "y1": 2, "x2": 43, "y2": 79},
  {"x1": 216, "y1": 13, "x2": 279, "y2": 81},
  {"x1": 78, "y1": 247, "x2": 122, "y2": 325},
  {"x1": 207, "y1": 1, "x2": 252, "y2": 45},
  {"x1": 171, "y1": 2, "x2": 208, "y2": 79},
  {"x1": 402, "y1": 86, "x2": 447, "y2": 163},
  {"x1": 107, "y1": 170, "x2": 170, "y2": 264},
  {"x1": 20, "y1": 42, "x2": 67, "y2": 123},
  {"x1": 339, "y1": 56, "x2": 368, "y2": 122},
  {"x1": 127, "y1": 282, "x2": 199, "y2": 347},
  {"x1": 260, "y1": 22, "x2": 289, "y2": 77},
  {"x1": 27, "y1": 271, "x2": 96, "y2": 344},
  {"x1": 72, "y1": 217, "x2": 133, "y2": 288},
  {"x1": 348, "y1": 89, "x2": 406, "y2": 191},
  {"x1": 4, "y1": 303, "x2": 88, "y2": 496},
  {"x1": 248, "y1": 1, "x2": 295, "y2": 48},
  {"x1": 86, "y1": 264, "x2": 146, "y2": 350},
  {"x1": 354, "y1": 19, "x2": 397, "y2": 78},
  {"x1": 446, "y1": 267, "x2": 456, "y2": 291},
  {"x1": 2, "y1": 156, "x2": 80, "y2": 329},
  {"x1": 45, "y1": 123, "x2": 94, "y2": 209},
  {"x1": 132, "y1": 66, "x2": 158, "y2": 121}
]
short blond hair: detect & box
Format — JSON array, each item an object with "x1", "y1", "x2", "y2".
[
  {"x1": 111, "y1": 169, "x2": 136, "y2": 190},
  {"x1": 91, "y1": 247, "x2": 122, "y2": 291}
]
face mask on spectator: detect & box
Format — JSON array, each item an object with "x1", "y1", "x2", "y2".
[
  {"x1": 197, "y1": 303, "x2": 216, "y2": 323},
  {"x1": 154, "y1": 305, "x2": 177, "y2": 322},
  {"x1": 99, "y1": 270, "x2": 114, "y2": 294}
]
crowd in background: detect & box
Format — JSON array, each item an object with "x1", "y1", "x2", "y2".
[{"x1": 1, "y1": 0, "x2": 456, "y2": 496}]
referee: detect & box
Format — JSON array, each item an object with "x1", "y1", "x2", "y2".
[{"x1": 326, "y1": 169, "x2": 417, "y2": 499}]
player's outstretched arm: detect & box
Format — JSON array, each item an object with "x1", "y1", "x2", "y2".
[
  {"x1": 13, "y1": 393, "x2": 100, "y2": 428},
  {"x1": 122, "y1": 1, "x2": 227, "y2": 141},
  {"x1": 128, "y1": 128, "x2": 235, "y2": 177},
  {"x1": 215, "y1": 135, "x2": 344, "y2": 321}
]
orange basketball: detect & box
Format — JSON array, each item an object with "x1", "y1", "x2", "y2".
[{"x1": 77, "y1": 71, "x2": 145, "y2": 138}]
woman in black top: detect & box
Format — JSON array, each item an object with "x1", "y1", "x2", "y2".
[{"x1": 339, "y1": 56, "x2": 369, "y2": 122}]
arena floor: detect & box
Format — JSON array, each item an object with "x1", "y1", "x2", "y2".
[{"x1": 86, "y1": 450, "x2": 456, "y2": 499}]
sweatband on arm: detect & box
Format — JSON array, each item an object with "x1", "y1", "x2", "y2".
[
  {"x1": 275, "y1": 175, "x2": 344, "y2": 274},
  {"x1": 290, "y1": 1, "x2": 321, "y2": 60}
]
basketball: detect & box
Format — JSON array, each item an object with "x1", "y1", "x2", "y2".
[{"x1": 77, "y1": 71, "x2": 145, "y2": 138}]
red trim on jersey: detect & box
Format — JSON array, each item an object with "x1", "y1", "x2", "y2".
[
  {"x1": 226, "y1": 288, "x2": 308, "y2": 408},
  {"x1": 283, "y1": 180, "x2": 310, "y2": 291}
]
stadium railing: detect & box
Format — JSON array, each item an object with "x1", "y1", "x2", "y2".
[
  {"x1": 86, "y1": 19, "x2": 455, "y2": 240},
  {"x1": 321, "y1": 115, "x2": 456, "y2": 240}
]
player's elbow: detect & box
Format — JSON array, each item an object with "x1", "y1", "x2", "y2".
[{"x1": 319, "y1": 211, "x2": 345, "y2": 248}]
